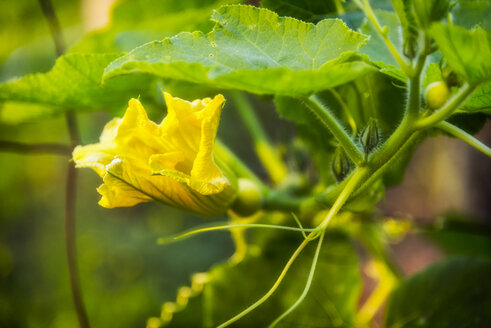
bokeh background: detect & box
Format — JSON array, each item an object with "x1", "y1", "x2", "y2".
[{"x1": 0, "y1": 0, "x2": 489, "y2": 327}]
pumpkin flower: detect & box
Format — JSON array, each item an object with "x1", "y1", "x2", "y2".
[{"x1": 73, "y1": 93, "x2": 238, "y2": 217}]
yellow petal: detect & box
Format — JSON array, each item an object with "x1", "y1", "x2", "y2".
[
  {"x1": 74, "y1": 94, "x2": 237, "y2": 217},
  {"x1": 99, "y1": 157, "x2": 236, "y2": 217},
  {"x1": 72, "y1": 118, "x2": 120, "y2": 177}
]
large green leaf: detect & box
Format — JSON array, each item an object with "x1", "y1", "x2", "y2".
[
  {"x1": 171, "y1": 230, "x2": 361, "y2": 327},
  {"x1": 103, "y1": 5, "x2": 375, "y2": 96},
  {"x1": 430, "y1": 23, "x2": 491, "y2": 84},
  {"x1": 0, "y1": 53, "x2": 160, "y2": 122},
  {"x1": 385, "y1": 256, "x2": 491, "y2": 327}
]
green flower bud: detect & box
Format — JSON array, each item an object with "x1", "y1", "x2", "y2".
[
  {"x1": 425, "y1": 81, "x2": 450, "y2": 110},
  {"x1": 231, "y1": 178, "x2": 262, "y2": 217},
  {"x1": 331, "y1": 147, "x2": 351, "y2": 182},
  {"x1": 360, "y1": 118, "x2": 380, "y2": 155}
]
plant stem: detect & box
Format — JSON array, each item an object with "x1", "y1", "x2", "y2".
[
  {"x1": 318, "y1": 167, "x2": 369, "y2": 230},
  {"x1": 38, "y1": 0, "x2": 65, "y2": 57},
  {"x1": 304, "y1": 95, "x2": 364, "y2": 166},
  {"x1": 437, "y1": 121, "x2": 491, "y2": 157},
  {"x1": 268, "y1": 230, "x2": 325, "y2": 327},
  {"x1": 329, "y1": 88, "x2": 357, "y2": 135},
  {"x1": 217, "y1": 235, "x2": 313, "y2": 328},
  {"x1": 230, "y1": 91, "x2": 288, "y2": 185},
  {"x1": 354, "y1": 0, "x2": 410, "y2": 74},
  {"x1": 0, "y1": 141, "x2": 71, "y2": 155},
  {"x1": 38, "y1": 1, "x2": 90, "y2": 327},
  {"x1": 415, "y1": 83, "x2": 476, "y2": 129}
]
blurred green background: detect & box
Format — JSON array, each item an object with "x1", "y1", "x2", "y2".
[{"x1": 0, "y1": 0, "x2": 489, "y2": 327}]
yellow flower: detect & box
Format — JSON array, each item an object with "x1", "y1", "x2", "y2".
[{"x1": 73, "y1": 93, "x2": 237, "y2": 217}]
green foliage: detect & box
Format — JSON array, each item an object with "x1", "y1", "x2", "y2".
[
  {"x1": 103, "y1": 5, "x2": 375, "y2": 96},
  {"x1": 0, "y1": 53, "x2": 160, "y2": 122},
  {"x1": 452, "y1": 0, "x2": 491, "y2": 30},
  {"x1": 260, "y1": 0, "x2": 337, "y2": 22},
  {"x1": 385, "y1": 256, "x2": 491, "y2": 327},
  {"x1": 430, "y1": 24, "x2": 491, "y2": 84},
  {"x1": 413, "y1": 0, "x2": 450, "y2": 29},
  {"x1": 427, "y1": 214, "x2": 491, "y2": 258},
  {"x1": 1, "y1": 1, "x2": 491, "y2": 328},
  {"x1": 73, "y1": 0, "x2": 240, "y2": 53},
  {"x1": 173, "y1": 230, "x2": 361, "y2": 327},
  {"x1": 358, "y1": 10, "x2": 407, "y2": 81}
]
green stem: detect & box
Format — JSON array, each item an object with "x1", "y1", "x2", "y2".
[
  {"x1": 304, "y1": 95, "x2": 364, "y2": 166},
  {"x1": 406, "y1": 49, "x2": 427, "y2": 119},
  {"x1": 38, "y1": 1, "x2": 90, "y2": 327},
  {"x1": 437, "y1": 121, "x2": 491, "y2": 158},
  {"x1": 230, "y1": 91, "x2": 288, "y2": 185},
  {"x1": 354, "y1": 0, "x2": 410, "y2": 74},
  {"x1": 0, "y1": 141, "x2": 71, "y2": 156},
  {"x1": 159, "y1": 223, "x2": 318, "y2": 243},
  {"x1": 334, "y1": 0, "x2": 345, "y2": 14},
  {"x1": 216, "y1": 235, "x2": 313, "y2": 328},
  {"x1": 415, "y1": 83, "x2": 476, "y2": 129},
  {"x1": 318, "y1": 167, "x2": 370, "y2": 229},
  {"x1": 268, "y1": 230, "x2": 325, "y2": 327},
  {"x1": 329, "y1": 88, "x2": 357, "y2": 135}
]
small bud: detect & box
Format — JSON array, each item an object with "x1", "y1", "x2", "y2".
[
  {"x1": 425, "y1": 81, "x2": 450, "y2": 110},
  {"x1": 331, "y1": 147, "x2": 351, "y2": 182},
  {"x1": 360, "y1": 118, "x2": 380, "y2": 155},
  {"x1": 231, "y1": 178, "x2": 262, "y2": 217}
]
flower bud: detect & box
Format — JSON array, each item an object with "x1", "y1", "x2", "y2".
[
  {"x1": 425, "y1": 81, "x2": 450, "y2": 110},
  {"x1": 231, "y1": 178, "x2": 262, "y2": 217},
  {"x1": 360, "y1": 118, "x2": 380, "y2": 155},
  {"x1": 331, "y1": 147, "x2": 351, "y2": 182}
]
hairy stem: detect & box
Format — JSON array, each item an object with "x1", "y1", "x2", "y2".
[
  {"x1": 329, "y1": 88, "x2": 357, "y2": 135},
  {"x1": 304, "y1": 95, "x2": 364, "y2": 166}
]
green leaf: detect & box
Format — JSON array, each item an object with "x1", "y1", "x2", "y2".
[
  {"x1": 460, "y1": 80, "x2": 491, "y2": 114},
  {"x1": 430, "y1": 23, "x2": 491, "y2": 84},
  {"x1": 172, "y1": 230, "x2": 361, "y2": 327},
  {"x1": 385, "y1": 256, "x2": 491, "y2": 328},
  {"x1": 426, "y1": 214, "x2": 491, "y2": 258},
  {"x1": 0, "y1": 53, "x2": 160, "y2": 122},
  {"x1": 452, "y1": 0, "x2": 491, "y2": 30},
  {"x1": 103, "y1": 5, "x2": 375, "y2": 96},
  {"x1": 424, "y1": 62, "x2": 491, "y2": 115},
  {"x1": 358, "y1": 10, "x2": 407, "y2": 82}
]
